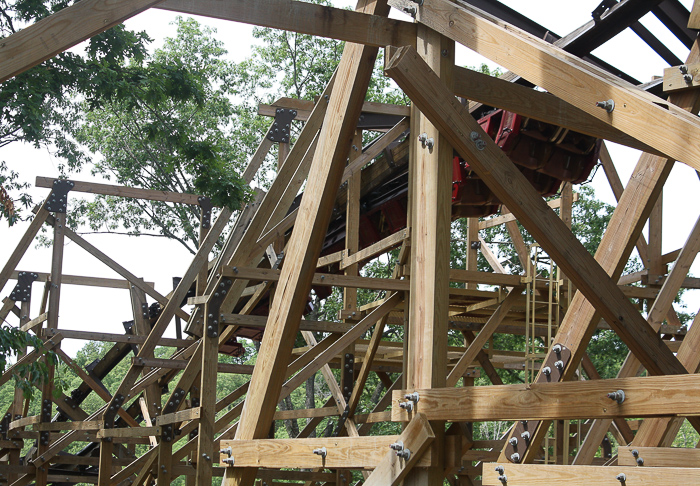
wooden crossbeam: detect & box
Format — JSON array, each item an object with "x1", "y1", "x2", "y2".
[
  {"x1": 385, "y1": 45, "x2": 685, "y2": 377},
  {"x1": 392, "y1": 373, "x2": 700, "y2": 422},
  {"x1": 483, "y1": 463, "x2": 700, "y2": 485},
  {"x1": 158, "y1": 0, "x2": 415, "y2": 49},
  {"x1": 10, "y1": 271, "x2": 153, "y2": 290},
  {"x1": 618, "y1": 446, "x2": 700, "y2": 467},
  {"x1": 35, "y1": 177, "x2": 204, "y2": 205},
  {"x1": 402, "y1": 0, "x2": 700, "y2": 171}
]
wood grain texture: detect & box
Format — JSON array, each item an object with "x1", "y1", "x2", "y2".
[{"x1": 392, "y1": 373, "x2": 700, "y2": 422}]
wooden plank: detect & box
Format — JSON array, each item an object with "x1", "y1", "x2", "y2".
[
  {"x1": 454, "y1": 66, "x2": 662, "y2": 156},
  {"x1": 219, "y1": 435, "x2": 427, "y2": 469},
  {"x1": 19, "y1": 313, "x2": 47, "y2": 333},
  {"x1": 221, "y1": 314, "x2": 352, "y2": 334},
  {"x1": 97, "y1": 426, "x2": 162, "y2": 439},
  {"x1": 664, "y1": 61, "x2": 700, "y2": 92},
  {"x1": 392, "y1": 373, "x2": 700, "y2": 422},
  {"x1": 446, "y1": 288, "x2": 522, "y2": 387},
  {"x1": 385, "y1": 45, "x2": 686, "y2": 377},
  {"x1": 341, "y1": 118, "x2": 409, "y2": 182},
  {"x1": 690, "y1": 0, "x2": 700, "y2": 29},
  {"x1": 339, "y1": 229, "x2": 408, "y2": 270},
  {"x1": 363, "y1": 414, "x2": 435, "y2": 486},
  {"x1": 259, "y1": 98, "x2": 411, "y2": 121},
  {"x1": 132, "y1": 357, "x2": 254, "y2": 374},
  {"x1": 11, "y1": 271, "x2": 150, "y2": 290},
  {"x1": 448, "y1": 270, "x2": 521, "y2": 287},
  {"x1": 35, "y1": 177, "x2": 203, "y2": 205},
  {"x1": 482, "y1": 463, "x2": 700, "y2": 485},
  {"x1": 158, "y1": 0, "x2": 415, "y2": 49},
  {"x1": 0, "y1": 0, "x2": 166, "y2": 83},
  {"x1": 226, "y1": 13, "x2": 391, "y2": 482},
  {"x1": 33, "y1": 421, "x2": 102, "y2": 431},
  {"x1": 618, "y1": 446, "x2": 700, "y2": 467},
  {"x1": 403, "y1": 0, "x2": 700, "y2": 171}
]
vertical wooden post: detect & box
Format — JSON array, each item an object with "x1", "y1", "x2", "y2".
[
  {"x1": 404, "y1": 25, "x2": 453, "y2": 486},
  {"x1": 465, "y1": 218, "x2": 479, "y2": 289}
]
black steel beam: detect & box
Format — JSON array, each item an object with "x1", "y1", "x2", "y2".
[{"x1": 653, "y1": 0, "x2": 695, "y2": 49}]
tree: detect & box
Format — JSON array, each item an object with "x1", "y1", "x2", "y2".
[
  {"x1": 72, "y1": 17, "x2": 250, "y2": 254},
  {"x1": 0, "y1": 0, "x2": 152, "y2": 224}
]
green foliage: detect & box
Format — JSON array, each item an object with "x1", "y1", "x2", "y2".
[
  {"x1": 73, "y1": 17, "x2": 251, "y2": 253},
  {"x1": 0, "y1": 323, "x2": 58, "y2": 399},
  {"x1": 0, "y1": 0, "x2": 151, "y2": 222}
]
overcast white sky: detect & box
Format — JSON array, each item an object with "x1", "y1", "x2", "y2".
[{"x1": 1, "y1": 0, "x2": 698, "y2": 356}]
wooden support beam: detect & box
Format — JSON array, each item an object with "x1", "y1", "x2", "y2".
[
  {"x1": 10, "y1": 271, "x2": 153, "y2": 290},
  {"x1": 225, "y1": 5, "x2": 388, "y2": 483},
  {"x1": 35, "y1": 177, "x2": 204, "y2": 205},
  {"x1": 385, "y1": 45, "x2": 686, "y2": 376},
  {"x1": 42, "y1": 328, "x2": 192, "y2": 347},
  {"x1": 392, "y1": 373, "x2": 700, "y2": 422},
  {"x1": 221, "y1": 314, "x2": 351, "y2": 334},
  {"x1": 401, "y1": 0, "x2": 700, "y2": 171},
  {"x1": 478, "y1": 196, "x2": 579, "y2": 231},
  {"x1": 482, "y1": 463, "x2": 700, "y2": 485},
  {"x1": 0, "y1": 205, "x2": 49, "y2": 294},
  {"x1": 158, "y1": 0, "x2": 415, "y2": 49},
  {"x1": 0, "y1": 0, "x2": 166, "y2": 83},
  {"x1": 618, "y1": 446, "x2": 700, "y2": 467},
  {"x1": 363, "y1": 414, "x2": 435, "y2": 486}
]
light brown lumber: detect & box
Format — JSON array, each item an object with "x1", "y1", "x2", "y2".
[
  {"x1": 227, "y1": 12, "x2": 391, "y2": 482},
  {"x1": 664, "y1": 61, "x2": 700, "y2": 92},
  {"x1": 446, "y1": 288, "x2": 522, "y2": 387},
  {"x1": 363, "y1": 414, "x2": 435, "y2": 486},
  {"x1": 448, "y1": 270, "x2": 521, "y2": 287},
  {"x1": 97, "y1": 427, "x2": 162, "y2": 439},
  {"x1": 221, "y1": 313, "x2": 352, "y2": 333},
  {"x1": 0, "y1": 205, "x2": 49, "y2": 294},
  {"x1": 272, "y1": 406, "x2": 337, "y2": 421},
  {"x1": 341, "y1": 118, "x2": 409, "y2": 182},
  {"x1": 33, "y1": 421, "x2": 102, "y2": 431},
  {"x1": 482, "y1": 463, "x2": 700, "y2": 486},
  {"x1": 219, "y1": 434, "x2": 431, "y2": 469},
  {"x1": 19, "y1": 313, "x2": 47, "y2": 332},
  {"x1": 392, "y1": 373, "x2": 700, "y2": 422},
  {"x1": 241, "y1": 125, "x2": 274, "y2": 183},
  {"x1": 35, "y1": 177, "x2": 203, "y2": 205},
  {"x1": 404, "y1": 0, "x2": 700, "y2": 171},
  {"x1": 385, "y1": 45, "x2": 686, "y2": 376},
  {"x1": 339, "y1": 229, "x2": 408, "y2": 270},
  {"x1": 403, "y1": 25, "x2": 453, "y2": 486},
  {"x1": 453, "y1": 66, "x2": 662, "y2": 156},
  {"x1": 11, "y1": 271, "x2": 153, "y2": 290},
  {"x1": 132, "y1": 357, "x2": 254, "y2": 374},
  {"x1": 158, "y1": 0, "x2": 415, "y2": 49},
  {"x1": 618, "y1": 446, "x2": 700, "y2": 467},
  {"x1": 0, "y1": 0, "x2": 166, "y2": 82},
  {"x1": 691, "y1": 0, "x2": 700, "y2": 29}
]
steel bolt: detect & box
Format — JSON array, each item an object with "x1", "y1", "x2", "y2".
[
  {"x1": 399, "y1": 401, "x2": 414, "y2": 412},
  {"x1": 396, "y1": 448, "x2": 411, "y2": 460},
  {"x1": 509, "y1": 437, "x2": 518, "y2": 446},
  {"x1": 495, "y1": 466, "x2": 504, "y2": 475},
  {"x1": 595, "y1": 99, "x2": 615, "y2": 113},
  {"x1": 498, "y1": 475, "x2": 508, "y2": 484},
  {"x1": 313, "y1": 447, "x2": 327, "y2": 458},
  {"x1": 510, "y1": 452, "x2": 520, "y2": 463},
  {"x1": 404, "y1": 392, "x2": 420, "y2": 402},
  {"x1": 616, "y1": 473, "x2": 626, "y2": 482},
  {"x1": 607, "y1": 389, "x2": 625, "y2": 404},
  {"x1": 390, "y1": 441, "x2": 404, "y2": 451},
  {"x1": 520, "y1": 431, "x2": 530, "y2": 441}
]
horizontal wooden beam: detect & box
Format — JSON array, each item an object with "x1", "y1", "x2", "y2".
[
  {"x1": 478, "y1": 195, "x2": 579, "y2": 230},
  {"x1": 392, "y1": 373, "x2": 700, "y2": 422},
  {"x1": 218, "y1": 435, "x2": 430, "y2": 469},
  {"x1": 158, "y1": 0, "x2": 416, "y2": 48},
  {"x1": 339, "y1": 229, "x2": 408, "y2": 270},
  {"x1": 407, "y1": 0, "x2": 700, "y2": 171},
  {"x1": 43, "y1": 328, "x2": 192, "y2": 348},
  {"x1": 664, "y1": 62, "x2": 700, "y2": 92},
  {"x1": 11, "y1": 270, "x2": 153, "y2": 290},
  {"x1": 221, "y1": 313, "x2": 352, "y2": 333},
  {"x1": 132, "y1": 357, "x2": 254, "y2": 374},
  {"x1": 482, "y1": 463, "x2": 700, "y2": 485},
  {"x1": 618, "y1": 446, "x2": 700, "y2": 467},
  {"x1": 36, "y1": 176, "x2": 204, "y2": 205}
]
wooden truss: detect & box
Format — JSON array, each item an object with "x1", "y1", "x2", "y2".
[{"x1": 2, "y1": 0, "x2": 700, "y2": 485}]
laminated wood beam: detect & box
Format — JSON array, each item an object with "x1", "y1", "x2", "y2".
[
  {"x1": 385, "y1": 45, "x2": 686, "y2": 377},
  {"x1": 158, "y1": 0, "x2": 415, "y2": 49},
  {"x1": 690, "y1": 0, "x2": 700, "y2": 29},
  {"x1": 225, "y1": 4, "x2": 388, "y2": 483},
  {"x1": 399, "y1": 0, "x2": 700, "y2": 172},
  {"x1": 0, "y1": 0, "x2": 166, "y2": 83},
  {"x1": 483, "y1": 463, "x2": 700, "y2": 485},
  {"x1": 392, "y1": 373, "x2": 700, "y2": 422},
  {"x1": 453, "y1": 66, "x2": 662, "y2": 156}
]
